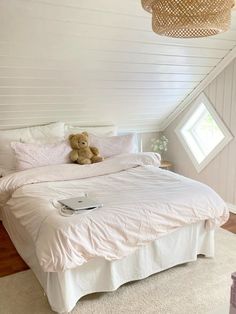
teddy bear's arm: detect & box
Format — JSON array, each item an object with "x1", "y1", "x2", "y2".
[
  {"x1": 70, "y1": 150, "x2": 79, "y2": 162},
  {"x1": 90, "y1": 146, "x2": 100, "y2": 156}
]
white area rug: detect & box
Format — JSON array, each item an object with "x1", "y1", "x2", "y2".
[{"x1": 0, "y1": 228, "x2": 236, "y2": 314}]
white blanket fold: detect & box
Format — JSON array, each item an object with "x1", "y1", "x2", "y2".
[{"x1": 0, "y1": 153, "x2": 228, "y2": 272}]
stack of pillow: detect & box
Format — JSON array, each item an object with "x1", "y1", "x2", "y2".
[{"x1": 0, "y1": 122, "x2": 138, "y2": 176}]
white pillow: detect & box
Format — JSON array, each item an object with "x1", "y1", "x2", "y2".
[
  {"x1": 65, "y1": 125, "x2": 117, "y2": 137},
  {"x1": 89, "y1": 133, "x2": 138, "y2": 158},
  {"x1": 11, "y1": 141, "x2": 71, "y2": 171},
  {"x1": 0, "y1": 122, "x2": 65, "y2": 175}
]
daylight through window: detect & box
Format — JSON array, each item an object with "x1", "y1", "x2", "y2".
[{"x1": 175, "y1": 93, "x2": 233, "y2": 172}]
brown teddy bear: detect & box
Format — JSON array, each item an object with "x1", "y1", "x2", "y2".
[{"x1": 68, "y1": 132, "x2": 103, "y2": 165}]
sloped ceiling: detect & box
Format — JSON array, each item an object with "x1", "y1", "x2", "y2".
[{"x1": 1, "y1": 0, "x2": 236, "y2": 132}]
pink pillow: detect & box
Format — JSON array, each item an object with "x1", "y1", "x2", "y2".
[
  {"x1": 11, "y1": 141, "x2": 71, "y2": 171},
  {"x1": 89, "y1": 133, "x2": 138, "y2": 158}
]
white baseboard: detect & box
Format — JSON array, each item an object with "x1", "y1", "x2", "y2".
[{"x1": 226, "y1": 203, "x2": 236, "y2": 214}]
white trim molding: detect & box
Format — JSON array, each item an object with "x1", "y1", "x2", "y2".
[
  {"x1": 175, "y1": 93, "x2": 233, "y2": 173},
  {"x1": 226, "y1": 203, "x2": 236, "y2": 214},
  {"x1": 160, "y1": 46, "x2": 236, "y2": 131}
]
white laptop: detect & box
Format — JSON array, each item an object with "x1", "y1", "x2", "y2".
[{"x1": 58, "y1": 196, "x2": 103, "y2": 211}]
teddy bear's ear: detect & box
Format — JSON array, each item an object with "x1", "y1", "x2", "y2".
[
  {"x1": 68, "y1": 134, "x2": 75, "y2": 141},
  {"x1": 82, "y1": 131, "x2": 88, "y2": 137}
]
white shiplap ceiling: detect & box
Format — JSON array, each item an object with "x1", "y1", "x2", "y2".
[{"x1": 1, "y1": 0, "x2": 236, "y2": 132}]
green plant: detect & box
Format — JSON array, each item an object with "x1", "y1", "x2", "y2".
[{"x1": 151, "y1": 135, "x2": 168, "y2": 155}]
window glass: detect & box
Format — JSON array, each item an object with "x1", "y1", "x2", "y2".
[
  {"x1": 181, "y1": 103, "x2": 224, "y2": 163},
  {"x1": 176, "y1": 93, "x2": 232, "y2": 172}
]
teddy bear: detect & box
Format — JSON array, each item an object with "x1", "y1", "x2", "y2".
[{"x1": 68, "y1": 132, "x2": 103, "y2": 165}]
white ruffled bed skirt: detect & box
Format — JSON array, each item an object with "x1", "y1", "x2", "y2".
[{"x1": 2, "y1": 206, "x2": 214, "y2": 314}]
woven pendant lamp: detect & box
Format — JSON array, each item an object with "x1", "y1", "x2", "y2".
[{"x1": 142, "y1": 0, "x2": 235, "y2": 38}]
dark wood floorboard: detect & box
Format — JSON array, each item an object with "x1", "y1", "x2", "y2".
[
  {"x1": 0, "y1": 221, "x2": 29, "y2": 277},
  {"x1": 222, "y1": 212, "x2": 236, "y2": 233},
  {"x1": 0, "y1": 214, "x2": 235, "y2": 278}
]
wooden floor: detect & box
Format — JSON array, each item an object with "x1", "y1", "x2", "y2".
[
  {"x1": 0, "y1": 214, "x2": 236, "y2": 278},
  {"x1": 222, "y1": 212, "x2": 236, "y2": 233},
  {"x1": 0, "y1": 221, "x2": 29, "y2": 277}
]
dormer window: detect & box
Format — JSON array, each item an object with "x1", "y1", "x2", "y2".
[{"x1": 175, "y1": 93, "x2": 233, "y2": 172}]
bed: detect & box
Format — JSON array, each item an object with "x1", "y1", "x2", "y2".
[{"x1": 0, "y1": 124, "x2": 229, "y2": 314}]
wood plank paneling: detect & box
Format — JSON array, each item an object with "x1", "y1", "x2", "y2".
[
  {"x1": 0, "y1": 0, "x2": 236, "y2": 132},
  {"x1": 164, "y1": 58, "x2": 236, "y2": 205},
  {"x1": 0, "y1": 40, "x2": 228, "y2": 58},
  {"x1": 0, "y1": 73, "x2": 206, "y2": 83},
  {"x1": 0, "y1": 55, "x2": 219, "y2": 67}
]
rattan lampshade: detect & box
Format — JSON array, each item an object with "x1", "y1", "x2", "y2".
[{"x1": 142, "y1": 0, "x2": 235, "y2": 38}]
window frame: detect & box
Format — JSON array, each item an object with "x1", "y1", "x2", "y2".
[{"x1": 175, "y1": 93, "x2": 233, "y2": 173}]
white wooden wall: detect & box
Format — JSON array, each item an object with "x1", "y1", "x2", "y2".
[
  {"x1": 1, "y1": 0, "x2": 236, "y2": 132},
  {"x1": 164, "y1": 58, "x2": 236, "y2": 206}
]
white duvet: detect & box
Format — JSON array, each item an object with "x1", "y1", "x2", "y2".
[{"x1": 0, "y1": 153, "x2": 229, "y2": 272}]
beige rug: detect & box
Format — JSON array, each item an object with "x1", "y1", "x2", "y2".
[{"x1": 0, "y1": 228, "x2": 236, "y2": 314}]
